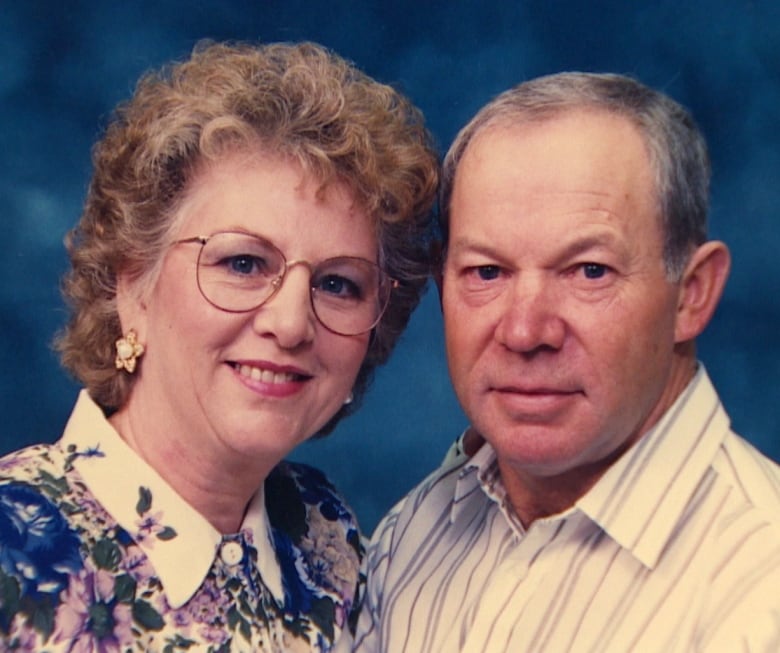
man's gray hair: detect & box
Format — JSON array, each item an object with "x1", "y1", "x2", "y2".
[{"x1": 439, "y1": 72, "x2": 710, "y2": 280}]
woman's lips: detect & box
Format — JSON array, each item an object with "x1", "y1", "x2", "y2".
[
  {"x1": 230, "y1": 361, "x2": 313, "y2": 397},
  {"x1": 235, "y1": 363, "x2": 306, "y2": 384}
]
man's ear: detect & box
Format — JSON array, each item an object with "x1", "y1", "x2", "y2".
[
  {"x1": 115, "y1": 272, "x2": 148, "y2": 340},
  {"x1": 674, "y1": 240, "x2": 730, "y2": 343}
]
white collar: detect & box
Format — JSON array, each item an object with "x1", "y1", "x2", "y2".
[
  {"x1": 62, "y1": 390, "x2": 284, "y2": 607},
  {"x1": 578, "y1": 368, "x2": 730, "y2": 568}
]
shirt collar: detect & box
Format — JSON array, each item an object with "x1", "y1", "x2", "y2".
[
  {"x1": 453, "y1": 368, "x2": 731, "y2": 567},
  {"x1": 451, "y1": 432, "x2": 521, "y2": 529},
  {"x1": 62, "y1": 390, "x2": 284, "y2": 607},
  {"x1": 578, "y1": 367, "x2": 730, "y2": 568}
]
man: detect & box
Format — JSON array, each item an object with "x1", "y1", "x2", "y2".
[{"x1": 353, "y1": 73, "x2": 780, "y2": 652}]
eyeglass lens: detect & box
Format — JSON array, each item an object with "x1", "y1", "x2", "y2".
[{"x1": 195, "y1": 231, "x2": 389, "y2": 335}]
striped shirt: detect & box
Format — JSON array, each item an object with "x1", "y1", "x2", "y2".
[{"x1": 353, "y1": 369, "x2": 780, "y2": 652}]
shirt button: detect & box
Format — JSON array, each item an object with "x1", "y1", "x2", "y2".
[{"x1": 220, "y1": 541, "x2": 244, "y2": 566}]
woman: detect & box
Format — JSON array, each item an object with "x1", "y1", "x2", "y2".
[{"x1": 0, "y1": 41, "x2": 437, "y2": 652}]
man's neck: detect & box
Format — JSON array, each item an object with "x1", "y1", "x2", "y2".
[
  {"x1": 496, "y1": 354, "x2": 699, "y2": 528},
  {"x1": 497, "y1": 447, "x2": 629, "y2": 527}
]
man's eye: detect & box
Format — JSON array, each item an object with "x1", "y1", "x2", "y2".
[
  {"x1": 581, "y1": 263, "x2": 608, "y2": 279},
  {"x1": 475, "y1": 265, "x2": 501, "y2": 281}
]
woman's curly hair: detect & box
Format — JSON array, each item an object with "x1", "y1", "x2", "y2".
[{"x1": 54, "y1": 41, "x2": 439, "y2": 432}]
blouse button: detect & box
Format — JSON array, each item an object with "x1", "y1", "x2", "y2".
[{"x1": 220, "y1": 540, "x2": 244, "y2": 566}]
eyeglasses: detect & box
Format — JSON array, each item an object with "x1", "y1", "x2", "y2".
[{"x1": 174, "y1": 230, "x2": 396, "y2": 336}]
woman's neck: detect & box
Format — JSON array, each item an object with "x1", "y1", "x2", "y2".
[{"x1": 108, "y1": 402, "x2": 272, "y2": 534}]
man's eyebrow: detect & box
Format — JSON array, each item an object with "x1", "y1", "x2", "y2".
[
  {"x1": 447, "y1": 229, "x2": 623, "y2": 259},
  {"x1": 446, "y1": 238, "x2": 500, "y2": 258},
  {"x1": 556, "y1": 231, "x2": 623, "y2": 258}
]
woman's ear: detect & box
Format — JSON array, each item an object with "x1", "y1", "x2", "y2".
[
  {"x1": 115, "y1": 272, "x2": 148, "y2": 341},
  {"x1": 674, "y1": 241, "x2": 731, "y2": 344}
]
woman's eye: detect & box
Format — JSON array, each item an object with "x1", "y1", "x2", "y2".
[
  {"x1": 318, "y1": 275, "x2": 362, "y2": 299},
  {"x1": 226, "y1": 255, "x2": 267, "y2": 276}
]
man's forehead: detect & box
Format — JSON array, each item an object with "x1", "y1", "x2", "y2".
[{"x1": 453, "y1": 111, "x2": 655, "y2": 208}]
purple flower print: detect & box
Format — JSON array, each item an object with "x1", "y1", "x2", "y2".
[{"x1": 52, "y1": 567, "x2": 134, "y2": 653}]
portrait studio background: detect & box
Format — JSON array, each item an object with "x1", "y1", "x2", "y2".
[{"x1": 2, "y1": 1, "x2": 778, "y2": 532}]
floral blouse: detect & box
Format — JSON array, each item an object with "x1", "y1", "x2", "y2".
[{"x1": 0, "y1": 391, "x2": 363, "y2": 652}]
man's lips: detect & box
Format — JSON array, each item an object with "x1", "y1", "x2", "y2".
[
  {"x1": 492, "y1": 382, "x2": 580, "y2": 395},
  {"x1": 490, "y1": 384, "x2": 582, "y2": 415}
]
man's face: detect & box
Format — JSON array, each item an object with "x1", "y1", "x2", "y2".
[{"x1": 442, "y1": 110, "x2": 687, "y2": 484}]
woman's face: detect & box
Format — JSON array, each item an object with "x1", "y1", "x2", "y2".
[{"x1": 118, "y1": 152, "x2": 374, "y2": 464}]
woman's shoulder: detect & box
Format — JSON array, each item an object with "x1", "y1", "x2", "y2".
[
  {"x1": 0, "y1": 441, "x2": 69, "y2": 486},
  {"x1": 264, "y1": 461, "x2": 364, "y2": 625},
  {"x1": 266, "y1": 460, "x2": 360, "y2": 533}
]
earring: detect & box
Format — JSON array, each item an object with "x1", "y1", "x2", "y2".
[
  {"x1": 344, "y1": 391, "x2": 354, "y2": 406},
  {"x1": 115, "y1": 329, "x2": 145, "y2": 373}
]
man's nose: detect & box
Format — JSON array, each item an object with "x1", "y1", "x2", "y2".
[{"x1": 494, "y1": 275, "x2": 565, "y2": 353}]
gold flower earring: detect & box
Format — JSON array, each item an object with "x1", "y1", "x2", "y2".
[{"x1": 115, "y1": 329, "x2": 145, "y2": 373}]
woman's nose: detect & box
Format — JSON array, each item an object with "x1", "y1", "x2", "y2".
[{"x1": 252, "y1": 267, "x2": 317, "y2": 348}]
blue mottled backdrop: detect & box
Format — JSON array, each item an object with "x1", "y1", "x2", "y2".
[{"x1": 1, "y1": 1, "x2": 778, "y2": 531}]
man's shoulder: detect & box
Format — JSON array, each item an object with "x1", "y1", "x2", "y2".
[
  {"x1": 369, "y1": 435, "x2": 481, "y2": 551},
  {"x1": 715, "y1": 432, "x2": 780, "y2": 516},
  {"x1": 680, "y1": 434, "x2": 780, "y2": 648},
  {"x1": 706, "y1": 432, "x2": 780, "y2": 559},
  {"x1": 399, "y1": 435, "x2": 473, "y2": 505}
]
